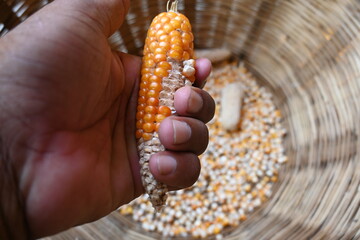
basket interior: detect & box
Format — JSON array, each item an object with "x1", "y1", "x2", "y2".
[{"x1": 1, "y1": 0, "x2": 360, "y2": 239}]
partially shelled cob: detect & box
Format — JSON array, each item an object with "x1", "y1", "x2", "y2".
[{"x1": 136, "y1": 0, "x2": 196, "y2": 210}]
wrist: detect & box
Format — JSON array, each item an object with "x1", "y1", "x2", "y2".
[{"x1": 0, "y1": 138, "x2": 31, "y2": 239}]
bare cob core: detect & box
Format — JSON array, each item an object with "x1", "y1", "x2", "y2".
[{"x1": 136, "y1": 0, "x2": 196, "y2": 210}]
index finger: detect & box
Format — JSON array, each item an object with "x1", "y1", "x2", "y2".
[{"x1": 194, "y1": 58, "x2": 212, "y2": 88}]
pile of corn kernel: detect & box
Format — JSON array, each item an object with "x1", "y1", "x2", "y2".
[{"x1": 120, "y1": 62, "x2": 287, "y2": 239}]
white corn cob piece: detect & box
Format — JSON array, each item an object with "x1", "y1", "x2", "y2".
[{"x1": 220, "y1": 82, "x2": 245, "y2": 131}]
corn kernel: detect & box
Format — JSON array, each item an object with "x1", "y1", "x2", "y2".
[
  {"x1": 183, "y1": 51, "x2": 190, "y2": 60},
  {"x1": 160, "y1": 16, "x2": 170, "y2": 24},
  {"x1": 154, "y1": 47, "x2": 166, "y2": 55},
  {"x1": 159, "y1": 34, "x2": 170, "y2": 42},
  {"x1": 149, "y1": 41, "x2": 158, "y2": 52},
  {"x1": 149, "y1": 82, "x2": 162, "y2": 92},
  {"x1": 142, "y1": 132, "x2": 152, "y2": 141},
  {"x1": 158, "y1": 106, "x2": 171, "y2": 116},
  {"x1": 155, "y1": 123, "x2": 161, "y2": 132},
  {"x1": 155, "y1": 114, "x2": 166, "y2": 122},
  {"x1": 158, "y1": 41, "x2": 171, "y2": 51},
  {"x1": 157, "y1": 61, "x2": 172, "y2": 70},
  {"x1": 143, "y1": 123, "x2": 155, "y2": 133},
  {"x1": 136, "y1": 111, "x2": 144, "y2": 120},
  {"x1": 163, "y1": 23, "x2": 174, "y2": 33},
  {"x1": 136, "y1": 129, "x2": 143, "y2": 139},
  {"x1": 141, "y1": 68, "x2": 151, "y2": 75},
  {"x1": 145, "y1": 106, "x2": 157, "y2": 114},
  {"x1": 147, "y1": 97, "x2": 159, "y2": 106},
  {"x1": 136, "y1": 119, "x2": 144, "y2": 129},
  {"x1": 143, "y1": 113, "x2": 155, "y2": 123},
  {"x1": 169, "y1": 30, "x2": 181, "y2": 38},
  {"x1": 156, "y1": 30, "x2": 166, "y2": 39},
  {"x1": 139, "y1": 82, "x2": 148, "y2": 90},
  {"x1": 138, "y1": 97, "x2": 146, "y2": 106},
  {"x1": 182, "y1": 32, "x2": 193, "y2": 43},
  {"x1": 149, "y1": 75, "x2": 162, "y2": 83},
  {"x1": 170, "y1": 19, "x2": 181, "y2": 29},
  {"x1": 169, "y1": 50, "x2": 182, "y2": 60},
  {"x1": 137, "y1": 103, "x2": 146, "y2": 111},
  {"x1": 146, "y1": 90, "x2": 159, "y2": 98},
  {"x1": 171, "y1": 36, "x2": 183, "y2": 46},
  {"x1": 171, "y1": 44, "x2": 183, "y2": 53},
  {"x1": 154, "y1": 54, "x2": 167, "y2": 63},
  {"x1": 154, "y1": 67, "x2": 168, "y2": 77}
]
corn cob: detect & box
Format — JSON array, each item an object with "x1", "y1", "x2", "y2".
[
  {"x1": 136, "y1": 0, "x2": 196, "y2": 210},
  {"x1": 220, "y1": 82, "x2": 245, "y2": 131}
]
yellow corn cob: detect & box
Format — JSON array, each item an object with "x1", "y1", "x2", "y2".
[{"x1": 136, "y1": 0, "x2": 196, "y2": 210}]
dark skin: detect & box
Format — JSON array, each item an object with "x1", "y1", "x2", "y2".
[{"x1": 0, "y1": 0, "x2": 215, "y2": 238}]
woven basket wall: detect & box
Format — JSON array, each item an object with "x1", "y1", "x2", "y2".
[{"x1": 2, "y1": 0, "x2": 360, "y2": 239}]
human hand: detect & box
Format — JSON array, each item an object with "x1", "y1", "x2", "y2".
[{"x1": 0, "y1": 0, "x2": 214, "y2": 238}]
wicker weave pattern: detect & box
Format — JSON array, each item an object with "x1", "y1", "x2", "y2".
[{"x1": 1, "y1": 0, "x2": 360, "y2": 239}]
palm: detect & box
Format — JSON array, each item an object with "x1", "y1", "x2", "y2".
[{"x1": 0, "y1": 3, "x2": 141, "y2": 236}]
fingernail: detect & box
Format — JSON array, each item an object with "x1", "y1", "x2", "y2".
[
  {"x1": 172, "y1": 120, "x2": 191, "y2": 144},
  {"x1": 156, "y1": 155, "x2": 177, "y2": 176},
  {"x1": 188, "y1": 89, "x2": 203, "y2": 113}
]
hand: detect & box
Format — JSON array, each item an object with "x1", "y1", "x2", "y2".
[{"x1": 0, "y1": 0, "x2": 214, "y2": 238}]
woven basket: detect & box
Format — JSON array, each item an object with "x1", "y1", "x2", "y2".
[{"x1": 2, "y1": 0, "x2": 360, "y2": 239}]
